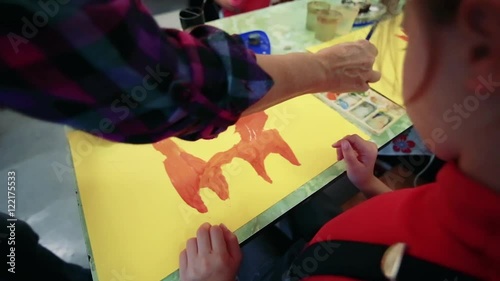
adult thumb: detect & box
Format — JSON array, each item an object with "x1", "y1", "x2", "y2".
[{"x1": 342, "y1": 140, "x2": 360, "y2": 169}]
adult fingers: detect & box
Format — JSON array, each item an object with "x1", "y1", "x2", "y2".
[
  {"x1": 358, "y1": 40, "x2": 379, "y2": 57},
  {"x1": 357, "y1": 81, "x2": 371, "y2": 92},
  {"x1": 366, "y1": 70, "x2": 382, "y2": 84}
]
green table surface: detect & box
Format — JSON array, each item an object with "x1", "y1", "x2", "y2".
[{"x1": 162, "y1": 1, "x2": 412, "y2": 280}]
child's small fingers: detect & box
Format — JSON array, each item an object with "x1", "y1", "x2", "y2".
[
  {"x1": 344, "y1": 134, "x2": 365, "y2": 145},
  {"x1": 196, "y1": 223, "x2": 212, "y2": 255},
  {"x1": 210, "y1": 226, "x2": 228, "y2": 254},
  {"x1": 336, "y1": 147, "x2": 344, "y2": 161},
  {"x1": 186, "y1": 238, "x2": 198, "y2": 263},
  {"x1": 179, "y1": 250, "x2": 189, "y2": 280},
  {"x1": 220, "y1": 224, "x2": 235, "y2": 244},
  {"x1": 344, "y1": 135, "x2": 374, "y2": 154},
  {"x1": 179, "y1": 250, "x2": 188, "y2": 270},
  {"x1": 220, "y1": 224, "x2": 241, "y2": 259},
  {"x1": 332, "y1": 137, "x2": 347, "y2": 148},
  {"x1": 342, "y1": 140, "x2": 362, "y2": 169}
]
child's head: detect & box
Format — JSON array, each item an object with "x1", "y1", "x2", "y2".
[{"x1": 402, "y1": 0, "x2": 500, "y2": 163}]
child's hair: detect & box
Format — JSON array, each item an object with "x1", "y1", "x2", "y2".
[
  {"x1": 375, "y1": 0, "x2": 462, "y2": 104},
  {"x1": 422, "y1": 1, "x2": 461, "y2": 24},
  {"x1": 410, "y1": 0, "x2": 462, "y2": 103}
]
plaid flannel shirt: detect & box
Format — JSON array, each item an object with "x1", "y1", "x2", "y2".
[{"x1": 0, "y1": 0, "x2": 274, "y2": 143}]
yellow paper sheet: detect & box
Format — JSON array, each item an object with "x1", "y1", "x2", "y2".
[
  {"x1": 68, "y1": 95, "x2": 367, "y2": 281},
  {"x1": 307, "y1": 15, "x2": 407, "y2": 107}
]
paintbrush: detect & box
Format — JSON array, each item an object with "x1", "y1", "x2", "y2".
[{"x1": 365, "y1": 20, "x2": 379, "y2": 41}]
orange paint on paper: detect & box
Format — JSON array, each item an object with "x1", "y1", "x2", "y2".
[
  {"x1": 153, "y1": 139, "x2": 215, "y2": 213},
  {"x1": 153, "y1": 111, "x2": 300, "y2": 213},
  {"x1": 67, "y1": 95, "x2": 369, "y2": 281},
  {"x1": 396, "y1": 34, "x2": 408, "y2": 42},
  {"x1": 397, "y1": 29, "x2": 408, "y2": 42}
]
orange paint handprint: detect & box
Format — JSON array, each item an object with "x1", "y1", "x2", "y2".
[
  {"x1": 153, "y1": 139, "x2": 209, "y2": 213},
  {"x1": 154, "y1": 112, "x2": 301, "y2": 213}
]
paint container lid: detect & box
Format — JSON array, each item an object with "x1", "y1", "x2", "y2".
[
  {"x1": 353, "y1": 2, "x2": 386, "y2": 27},
  {"x1": 342, "y1": 0, "x2": 371, "y2": 13}
]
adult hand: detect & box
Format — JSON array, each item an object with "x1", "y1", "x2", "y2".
[
  {"x1": 247, "y1": 40, "x2": 380, "y2": 115},
  {"x1": 316, "y1": 40, "x2": 381, "y2": 93},
  {"x1": 180, "y1": 223, "x2": 242, "y2": 281}
]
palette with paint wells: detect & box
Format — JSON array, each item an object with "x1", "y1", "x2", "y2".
[{"x1": 316, "y1": 88, "x2": 405, "y2": 135}]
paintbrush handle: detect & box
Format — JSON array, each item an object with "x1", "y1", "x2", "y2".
[{"x1": 365, "y1": 21, "x2": 379, "y2": 41}]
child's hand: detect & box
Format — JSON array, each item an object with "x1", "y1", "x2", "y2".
[
  {"x1": 180, "y1": 223, "x2": 242, "y2": 281},
  {"x1": 333, "y1": 134, "x2": 378, "y2": 190}
]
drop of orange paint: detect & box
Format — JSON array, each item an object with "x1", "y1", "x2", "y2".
[{"x1": 326, "y1": 92, "x2": 339, "y2": 101}]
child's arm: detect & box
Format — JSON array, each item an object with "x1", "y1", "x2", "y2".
[
  {"x1": 352, "y1": 174, "x2": 393, "y2": 199},
  {"x1": 333, "y1": 135, "x2": 393, "y2": 199}
]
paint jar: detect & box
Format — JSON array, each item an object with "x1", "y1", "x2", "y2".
[
  {"x1": 334, "y1": 4, "x2": 360, "y2": 35},
  {"x1": 343, "y1": 0, "x2": 372, "y2": 13},
  {"x1": 179, "y1": 7, "x2": 205, "y2": 30},
  {"x1": 306, "y1": 1, "x2": 331, "y2": 31},
  {"x1": 382, "y1": 0, "x2": 402, "y2": 15},
  {"x1": 315, "y1": 9, "x2": 343, "y2": 42}
]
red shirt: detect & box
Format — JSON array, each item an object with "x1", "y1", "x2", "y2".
[
  {"x1": 306, "y1": 163, "x2": 500, "y2": 281},
  {"x1": 222, "y1": 0, "x2": 271, "y2": 17}
]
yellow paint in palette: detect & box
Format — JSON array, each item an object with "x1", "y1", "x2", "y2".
[
  {"x1": 67, "y1": 95, "x2": 367, "y2": 281},
  {"x1": 307, "y1": 14, "x2": 407, "y2": 107}
]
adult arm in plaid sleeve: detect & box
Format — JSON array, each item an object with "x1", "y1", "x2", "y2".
[{"x1": 0, "y1": 0, "x2": 380, "y2": 144}]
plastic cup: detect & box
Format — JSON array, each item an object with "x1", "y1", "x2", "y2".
[
  {"x1": 315, "y1": 9, "x2": 343, "y2": 42},
  {"x1": 306, "y1": 1, "x2": 331, "y2": 31},
  {"x1": 335, "y1": 4, "x2": 360, "y2": 35}
]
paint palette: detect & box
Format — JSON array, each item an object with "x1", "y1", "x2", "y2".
[{"x1": 317, "y1": 88, "x2": 405, "y2": 135}]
